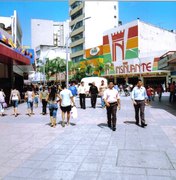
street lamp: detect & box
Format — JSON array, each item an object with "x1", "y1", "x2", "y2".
[
  {"x1": 129, "y1": 49, "x2": 142, "y2": 79},
  {"x1": 65, "y1": 16, "x2": 91, "y2": 88}
]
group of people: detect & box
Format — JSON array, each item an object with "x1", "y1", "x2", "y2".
[{"x1": 0, "y1": 79, "x2": 175, "y2": 131}]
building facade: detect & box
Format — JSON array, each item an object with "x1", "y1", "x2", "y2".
[
  {"x1": 31, "y1": 19, "x2": 69, "y2": 50},
  {"x1": 0, "y1": 10, "x2": 22, "y2": 48},
  {"x1": 69, "y1": 0, "x2": 119, "y2": 62},
  {"x1": 0, "y1": 10, "x2": 32, "y2": 101},
  {"x1": 71, "y1": 20, "x2": 176, "y2": 87}
]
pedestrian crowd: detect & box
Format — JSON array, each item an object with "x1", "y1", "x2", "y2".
[{"x1": 0, "y1": 80, "x2": 175, "y2": 131}]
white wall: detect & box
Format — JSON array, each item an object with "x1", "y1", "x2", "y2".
[
  {"x1": 84, "y1": 1, "x2": 118, "y2": 49},
  {"x1": 31, "y1": 19, "x2": 54, "y2": 50},
  {"x1": 139, "y1": 21, "x2": 176, "y2": 58},
  {"x1": 0, "y1": 17, "x2": 11, "y2": 28},
  {"x1": 31, "y1": 19, "x2": 69, "y2": 50}
]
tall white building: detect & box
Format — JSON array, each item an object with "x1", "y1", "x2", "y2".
[
  {"x1": 69, "y1": 0, "x2": 119, "y2": 62},
  {"x1": 31, "y1": 19, "x2": 69, "y2": 50},
  {"x1": 0, "y1": 10, "x2": 22, "y2": 47}
]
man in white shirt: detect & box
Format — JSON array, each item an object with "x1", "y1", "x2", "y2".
[
  {"x1": 60, "y1": 84, "x2": 75, "y2": 127},
  {"x1": 104, "y1": 81, "x2": 121, "y2": 131},
  {"x1": 131, "y1": 79, "x2": 148, "y2": 128},
  {"x1": 78, "y1": 81, "x2": 86, "y2": 109}
]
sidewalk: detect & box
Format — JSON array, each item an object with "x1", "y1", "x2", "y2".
[{"x1": 0, "y1": 94, "x2": 176, "y2": 180}]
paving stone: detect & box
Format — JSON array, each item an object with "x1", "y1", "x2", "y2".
[
  {"x1": 73, "y1": 171, "x2": 98, "y2": 180},
  {"x1": 117, "y1": 150, "x2": 174, "y2": 169}
]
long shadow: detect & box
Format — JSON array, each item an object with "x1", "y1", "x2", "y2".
[
  {"x1": 149, "y1": 94, "x2": 176, "y2": 117},
  {"x1": 97, "y1": 123, "x2": 108, "y2": 128},
  {"x1": 45, "y1": 121, "x2": 76, "y2": 126},
  {"x1": 123, "y1": 121, "x2": 136, "y2": 125}
]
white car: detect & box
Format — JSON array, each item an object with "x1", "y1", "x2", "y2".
[{"x1": 80, "y1": 77, "x2": 108, "y2": 96}]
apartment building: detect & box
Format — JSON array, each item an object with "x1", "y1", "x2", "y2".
[
  {"x1": 69, "y1": 0, "x2": 119, "y2": 62},
  {"x1": 31, "y1": 19, "x2": 69, "y2": 50}
]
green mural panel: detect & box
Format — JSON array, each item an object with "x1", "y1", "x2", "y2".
[
  {"x1": 103, "y1": 53, "x2": 112, "y2": 63},
  {"x1": 125, "y1": 48, "x2": 138, "y2": 59}
]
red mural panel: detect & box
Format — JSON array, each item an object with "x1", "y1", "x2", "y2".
[
  {"x1": 111, "y1": 30, "x2": 125, "y2": 62},
  {"x1": 128, "y1": 25, "x2": 138, "y2": 38},
  {"x1": 103, "y1": 35, "x2": 109, "y2": 45}
]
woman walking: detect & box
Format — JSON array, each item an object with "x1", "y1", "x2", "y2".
[
  {"x1": 25, "y1": 86, "x2": 35, "y2": 116},
  {"x1": 9, "y1": 87, "x2": 21, "y2": 117},
  {"x1": 46, "y1": 86, "x2": 59, "y2": 128},
  {"x1": 0, "y1": 89, "x2": 6, "y2": 116}
]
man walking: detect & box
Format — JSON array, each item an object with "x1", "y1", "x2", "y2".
[
  {"x1": 78, "y1": 81, "x2": 86, "y2": 109},
  {"x1": 69, "y1": 81, "x2": 78, "y2": 105},
  {"x1": 104, "y1": 81, "x2": 121, "y2": 131},
  {"x1": 131, "y1": 79, "x2": 148, "y2": 128},
  {"x1": 89, "y1": 82, "x2": 98, "y2": 108},
  {"x1": 40, "y1": 86, "x2": 49, "y2": 115},
  {"x1": 99, "y1": 80, "x2": 107, "y2": 108}
]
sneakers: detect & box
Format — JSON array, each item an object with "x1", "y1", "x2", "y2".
[
  {"x1": 61, "y1": 122, "x2": 65, "y2": 127},
  {"x1": 112, "y1": 126, "x2": 116, "y2": 131}
]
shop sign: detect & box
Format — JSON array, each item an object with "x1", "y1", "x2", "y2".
[
  {"x1": 90, "y1": 47, "x2": 100, "y2": 56},
  {"x1": 115, "y1": 62, "x2": 152, "y2": 74}
]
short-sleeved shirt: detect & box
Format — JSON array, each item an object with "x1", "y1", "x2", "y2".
[
  {"x1": 131, "y1": 86, "x2": 148, "y2": 100},
  {"x1": 103, "y1": 88, "x2": 120, "y2": 103},
  {"x1": 11, "y1": 90, "x2": 20, "y2": 101},
  {"x1": 60, "y1": 89, "x2": 73, "y2": 107},
  {"x1": 40, "y1": 90, "x2": 48, "y2": 100}
]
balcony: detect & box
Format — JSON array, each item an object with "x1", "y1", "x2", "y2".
[
  {"x1": 70, "y1": 26, "x2": 85, "y2": 37},
  {"x1": 70, "y1": 37, "x2": 84, "y2": 48},
  {"x1": 159, "y1": 51, "x2": 176, "y2": 70},
  {"x1": 70, "y1": 14, "x2": 84, "y2": 27},
  {"x1": 70, "y1": 50, "x2": 84, "y2": 58},
  {"x1": 70, "y1": 3, "x2": 84, "y2": 16}
]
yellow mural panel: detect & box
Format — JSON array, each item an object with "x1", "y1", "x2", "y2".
[
  {"x1": 126, "y1": 37, "x2": 138, "y2": 49},
  {"x1": 103, "y1": 44, "x2": 111, "y2": 54}
]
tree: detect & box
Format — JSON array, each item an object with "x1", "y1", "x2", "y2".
[{"x1": 94, "y1": 59, "x2": 105, "y2": 76}]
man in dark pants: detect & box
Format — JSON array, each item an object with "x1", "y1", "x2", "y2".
[
  {"x1": 40, "y1": 86, "x2": 49, "y2": 115},
  {"x1": 89, "y1": 82, "x2": 98, "y2": 108},
  {"x1": 104, "y1": 82, "x2": 121, "y2": 131},
  {"x1": 78, "y1": 81, "x2": 86, "y2": 109},
  {"x1": 131, "y1": 79, "x2": 148, "y2": 128}
]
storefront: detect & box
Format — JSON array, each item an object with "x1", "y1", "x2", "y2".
[{"x1": 0, "y1": 42, "x2": 30, "y2": 101}]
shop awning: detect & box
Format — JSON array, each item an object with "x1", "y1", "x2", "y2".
[
  {"x1": 0, "y1": 42, "x2": 30, "y2": 65},
  {"x1": 13, "y1": 64, "x2": 34, "y2": 76}
]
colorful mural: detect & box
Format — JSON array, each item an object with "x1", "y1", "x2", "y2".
[{"x1": 69, "y1": 20, "x2": 172, "y2": 79}]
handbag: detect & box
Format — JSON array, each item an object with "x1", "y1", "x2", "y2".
[
  {"x1": 2, "y1": 102, "x2": 7, "y2": 108},
  {"x1": 71, "y1": 106, "x2": 78, "y2": 119}
]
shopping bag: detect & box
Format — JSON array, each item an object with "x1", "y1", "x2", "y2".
[
  {"x1": 2, "y1": 102, "x2": 7, "y2": 108},
  {"x1": 71, "y1": 106, "x2": 77, "y2": 119}
]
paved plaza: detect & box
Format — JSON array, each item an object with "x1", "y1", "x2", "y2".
[{"x1": 0, "y1": 93, "x2": 176, "y2": 180}]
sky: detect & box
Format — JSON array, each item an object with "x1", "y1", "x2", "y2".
[{"x1": 0, "y1": 1, "x2": 176, "y2": 47}]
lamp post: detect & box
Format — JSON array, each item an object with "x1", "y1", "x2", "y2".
[
  {"x1": 129, "y1": 49, "x2": 142, "y2": 79},
  {"x1": 65, "y1": 16, "x2": 91, "y2": 88}
]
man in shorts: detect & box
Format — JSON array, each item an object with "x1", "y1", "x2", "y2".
[{"x1": 59, "y1": 84, "x2": 75, "y2": 127}]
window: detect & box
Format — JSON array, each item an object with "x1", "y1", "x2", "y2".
[
  {"x1": 72, "y1": 55, "x2": 83, "y2": 63},
  {"x1": 71, "y1": 21, "x2": 83, "y2": 31},
  {"x1": 71, "y1": 44, "x2": 83, "y2": 53},
  {"x1": 71, "y1": 9, "x2": 83, "y2": 21},
  {"x1": 71, "y1": 1, "x2": 82, "y2": 10},
  {"x1": 71, "y1": 32, "x2": 83, "y2": 42}
]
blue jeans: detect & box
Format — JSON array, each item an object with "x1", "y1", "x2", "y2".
[
  {"x1": 101, "y1": 96, "x2": 105, "y2": 107},
  {"x1": 0, "y1": 103, "x2": 4, "y2": 113},
  {"x1": 49, "y1": 103, "x2": 58, "y2": 118},
  {"x1": 27, "y1": 101, "x2": 33, "y2": 109},
  {"x1": 12, "y1": 100, "x2": 18, "y2": 108}
]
